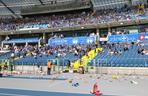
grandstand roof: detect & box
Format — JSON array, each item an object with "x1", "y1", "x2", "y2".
[
  {"x1": 0, "y1": 0, "x2": 147, "y2": 17},
  {"x1": 0, "y1": 0, "x2": 75, "y2": 17},
  {"x1": 91, "y1": 0, "x2": 147, "y2": 10}
]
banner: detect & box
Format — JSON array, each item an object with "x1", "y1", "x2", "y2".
[
  {"x1": 139, "y1": 33, "x2": 148, "y2": 40},
  {"x1": 108, "y1": 33, "x2": 148, "y2": 43},
  {"x1": 2, "y1": 38, "x2": 39, "y2": 44},
  {"x1": 48, "y1": 36, "x2": 96, "y2": 46}
]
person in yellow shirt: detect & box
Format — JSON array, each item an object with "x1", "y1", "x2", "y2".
[{"x1": 138, "y1": 4, "x2": 145, "y2": 14}]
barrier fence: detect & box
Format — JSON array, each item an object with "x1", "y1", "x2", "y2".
[
  {"x1": 88, "y1": 58, "x2": 148, "y2": 74},
  {"x1": 0, "y1": 58, "x2": 148, "y2": 75},
  {"x1": 87, "y1": 58, "x2": 148, "y2": 66},
  {"x1": 0, "y1": 58, "x2": 72, "y2": 75}
]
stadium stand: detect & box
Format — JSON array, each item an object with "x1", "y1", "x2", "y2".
[
  {"x1": 0, "y1": 6, "x2": 148, "y2": 31},
  {"x1": 0, "y1": 33, "x2": 147, "y2": 68},
  {"x1": 90, "y1": 43, "x2": 148, "y2": 67},
  {"x1": 10, "y1": 42, "x2": 97, "y2": 66},
  {"x1": 1, "y1": 1, "x2": 148, "y2": 96},
  {"x1": 0, "y1": 0, "x2": 147, "y2": 70}
]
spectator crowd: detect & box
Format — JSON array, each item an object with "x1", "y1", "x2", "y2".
[
  {"x1": 6, "y1": 43, "x2": 97, "y2": 61},
  {"x1": 0, "y1": 6, "x2": 148, "y2": 31},
  {"x1": 103, "y1": 41, "x2": 148, "y2": 56}
]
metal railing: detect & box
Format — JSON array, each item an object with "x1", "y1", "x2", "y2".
[{"x1": 88, "y1": 58, "x2": 148, "y2": 67}]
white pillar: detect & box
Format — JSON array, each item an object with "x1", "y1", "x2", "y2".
[
  {"x1": 43, "y1": 33, "x2": 46, "y2": 44},
  {"x1": 96, "y1": 28, "x2": 100, "y2": 47},
  {"x1": 38, "y1": 40, "x2": 41, "y2": 47},
  {"x1": 25, "y1": 42, "x2": 28, "y2": 46},
  {"x1": 13, "y1": 43, "x2": 15, "y2": 46},
  {"x1": 1, "y1": 42, "x2": 4, "y2": 47}
]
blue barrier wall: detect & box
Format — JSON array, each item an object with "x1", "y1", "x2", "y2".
[
  {"x1": 2, "y1": 38, "x2": 39, "y2": 44},
  {"x1": 108, "y1": 33, "x2": 148, "y2": 43},
  {"x1": 48, "y1": 36, "x2": 96, "y2": 46}
]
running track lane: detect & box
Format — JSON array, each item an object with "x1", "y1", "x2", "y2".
[{"x1": 0, "y1": 88, "x2": 116, "y2": 96}]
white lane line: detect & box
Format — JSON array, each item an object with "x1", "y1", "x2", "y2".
[{"x1": 0, "y1": 93, "x2": 30, "y2": 96}]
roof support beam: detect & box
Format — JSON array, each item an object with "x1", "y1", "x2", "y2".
[
  {"x1": 38, "y1": 0, "x2": 44, "y2": 5},
  {"x1": 0, "y1": 0, "x2": 18, "y2": 18}
]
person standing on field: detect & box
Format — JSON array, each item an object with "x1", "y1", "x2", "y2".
[{"x1": 47, "y1": 60, "x2": 52, "y2": 75}]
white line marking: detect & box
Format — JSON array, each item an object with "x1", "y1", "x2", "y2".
[{"x1": 0, "y1": 93, "x2": 30, "y2": 96}]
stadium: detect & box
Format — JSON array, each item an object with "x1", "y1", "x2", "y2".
[{"x1": 0, "y1": 0, "x2": 148, "y2": 96}]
